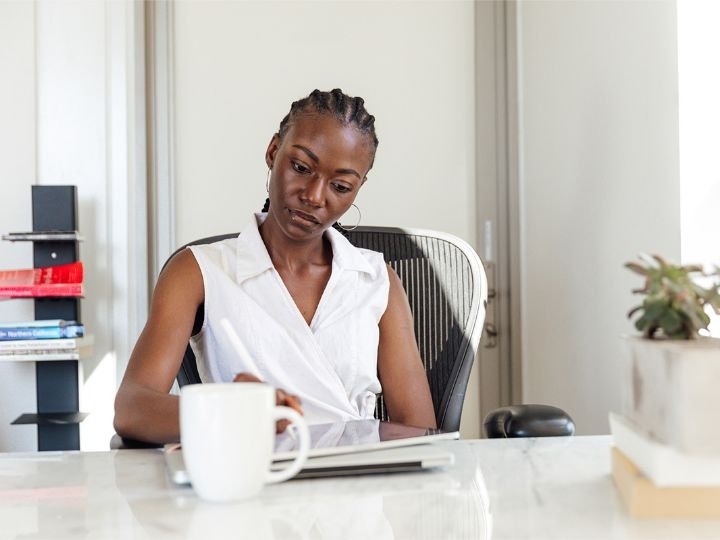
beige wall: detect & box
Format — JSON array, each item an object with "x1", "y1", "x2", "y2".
[{"x1": 516, "y1": 0, "x2": 681, "y2": 434}]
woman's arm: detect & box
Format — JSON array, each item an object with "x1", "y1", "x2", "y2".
[
  {"x1": 114, "y1": 249, "x2": 305, "y2": 443},
  {"x1": 377, "y1": 266, "x2": 437, "y2": 429},
  {"x1": 113, "y1": 249, "x2": 204, "y2": 443}
]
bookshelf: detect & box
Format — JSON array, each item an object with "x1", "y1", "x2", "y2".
[{"x1": 3, "y1": 186, "x2": 88, "y2": 451}]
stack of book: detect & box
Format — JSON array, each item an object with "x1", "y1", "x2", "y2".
[
  {"x1": 0, "y1": 320, "x2": 92, "y2": 361},
  {"x1": 609, "y1": 412, "x2": 720, "y2": 518},
  {"x1": 0, "y1": 261, "x2": 84, "y2": 299}
]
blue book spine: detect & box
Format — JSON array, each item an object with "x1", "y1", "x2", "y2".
[{"x1": 0, "y1": 325, "x2": 84, "y2": 341}]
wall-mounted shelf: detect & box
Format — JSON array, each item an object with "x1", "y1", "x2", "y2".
[{"x1": 3, "y1": 186, "x2": 88, "y2": 451}]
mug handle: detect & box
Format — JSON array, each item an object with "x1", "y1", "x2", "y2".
[{"x1": 266, "y1": 406, "x2": 310, "y2": 484}]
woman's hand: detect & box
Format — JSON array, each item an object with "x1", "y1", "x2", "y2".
[{"x1": 233, "y1": 372, "x2": 304, "y2": 432}]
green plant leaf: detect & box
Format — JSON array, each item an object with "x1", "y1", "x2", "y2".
[
  {"x1": 659, "y1": 310, "x2": 683, "y2": 335},
  {"x1": 623, "y1": 253, "x2": 720, "y2": 339},
  {"x1": 624, "y1": 262, "x2": 649, "y2": 276},
  {"x1": 651, "y1": 254, "x2": 669, "y2": 269}
]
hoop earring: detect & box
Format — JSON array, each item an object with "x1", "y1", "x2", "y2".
[
  {"x1": 338, "y1": 204, "x2": 362, "y2": 232},
  {"x1": 266, "y1": 169, "x2": 271, "y2": 193}
]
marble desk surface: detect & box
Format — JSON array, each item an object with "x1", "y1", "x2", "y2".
[{"x1": 0, "y1": 435, "x2": 719, "y2": 540}]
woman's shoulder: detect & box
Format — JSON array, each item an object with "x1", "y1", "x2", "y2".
[
  {"x1": 186, "y1": 235, "x2": 241, "y2": 270},
  {"x1": 152, "y1": 248, "x2": 205, "y2": 307},
  {"x1": 160, "y1": 247, "x2": 201, "y2": 277}
]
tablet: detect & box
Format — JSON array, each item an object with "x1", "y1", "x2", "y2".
[
  {"x1": 270, "y1": 443, "x2": 455, "y2": 479},
  {"x1": 274, "y1": 419, "x2": 458, "y2": 461},
  {"x1": 165, "y1": 419, "x2": 458, "y2": 484}
]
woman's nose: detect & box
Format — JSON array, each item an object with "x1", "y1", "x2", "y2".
[{"x1": 300, "y1": 176, "x2": 324, "y2": 207}]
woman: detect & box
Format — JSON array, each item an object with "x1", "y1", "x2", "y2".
[{"x1": 114, "y1": 89, "x2": 436, "y2": 443}]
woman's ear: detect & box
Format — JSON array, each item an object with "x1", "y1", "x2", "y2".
[{"x1": 265, "y1": 134, "x2": 280, "y2": 169}]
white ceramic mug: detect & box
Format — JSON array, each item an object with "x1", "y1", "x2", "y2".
[{"x1": 180, "y1": 382, "x2": 310, "y2": 502}]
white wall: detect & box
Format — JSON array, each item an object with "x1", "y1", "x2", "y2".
[
  {"x1": 172, "y1": 1, "x2": 476, "y2": 246},
  {"x1": 0, "y1": 1, "x2": 38, "y2": 452},
  {"x1": 0, "y1": 0, "x2": 146, "y2": 452},
  {"x1": 516, "y1": 0, "x2": 680, "y2": 434},
  {"x1": 35, "y1": 3, "x2": 112, "y2": 448}
]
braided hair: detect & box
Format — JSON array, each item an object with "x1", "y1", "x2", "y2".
[
  {"x1": 262, "y1": 89, "x2": 378, "y2": 237},
  {"x1": 277, "y1": 88, "x2": 378, "y2": 157}
]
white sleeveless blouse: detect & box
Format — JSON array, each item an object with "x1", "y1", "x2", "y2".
[{"x1": 188, "y1": 213, "x2": 389, "y2": 424}]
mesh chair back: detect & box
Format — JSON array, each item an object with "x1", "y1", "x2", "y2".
[
  {"x1": 348, "y1": 227, "x2": 487, "y2": 431},
  {"x1": 167, "y1": 226, "x2": 487, "y2": 432}
]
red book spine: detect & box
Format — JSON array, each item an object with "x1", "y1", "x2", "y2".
[
  {"x1": 0, "y1": 284, "x2": 84, "y2": 299},
  {"x1": 0, "y1": 262, "x2": 84, "y2": 298}
]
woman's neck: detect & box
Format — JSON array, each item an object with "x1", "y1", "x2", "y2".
[{"x1": 258, "y1": 216, "x2": 332, "y2": 273}]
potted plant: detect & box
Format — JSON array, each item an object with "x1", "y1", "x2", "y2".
[{"x1": 622, "y1": 254, "x2": 720, "y2": 453}]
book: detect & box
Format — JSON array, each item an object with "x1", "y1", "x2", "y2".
[
  {"x1": 611, "y1": 446, "x2": 720, "y2": 518},
  {"x1": 2, "y1": 230, "x2": 83, "y2": 242},
  {"x1": 609, "y1": 412, "x2": 720, "y2": 486},
  {"x1": 0, "y1": 336, "x2": 93, "y2": 362},
  {"x1": 0, "y1": 350, "x2": 85, "y2": 362},
  {"x1": 0, "y1": 324, "x2": 84, "y2": 341},
  {"x1": 0, "y1": 336, "x2": 91, "y2": 352},
  {"x1": 0, "y1": 319, "x2": 78, "y2": 328},
  {"x1": 0, "y1": 261, "x2": 83, "y2": 299}
]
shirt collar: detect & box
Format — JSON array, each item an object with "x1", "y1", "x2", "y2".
[
  {"x1": 324, "y1": 224, "x2": 377, "y2": 278},
  {"x1": 234, "y1": 213, "x2": 377, "y2": 283}
]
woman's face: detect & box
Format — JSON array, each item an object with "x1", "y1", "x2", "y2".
[{"x1": 264, "y1": 112, "x2": 374, "y2": 241}]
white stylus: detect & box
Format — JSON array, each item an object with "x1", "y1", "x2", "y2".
[
  {"x1": 220, "y1": 318, "x2": 298, "y2": 442},
  {"x1": 219, "y1": 318, "x2": 262, "y2": 380}
]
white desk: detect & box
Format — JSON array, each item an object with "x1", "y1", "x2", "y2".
[{"x1": 1, "y1": 436, "x2": 719, "y2": 539}]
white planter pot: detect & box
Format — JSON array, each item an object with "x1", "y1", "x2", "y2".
[{"x1": 620, "y1": 336, "x2": 720, "y2": 455}]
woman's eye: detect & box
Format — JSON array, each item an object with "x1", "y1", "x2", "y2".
[
  {"x1": 291, "y1": 161, "x2": 310, "y2": 174},
  {"x1": 332, "y1": 183, "x2": 352, "y2": 194}
]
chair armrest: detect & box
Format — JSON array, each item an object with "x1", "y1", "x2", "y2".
[{"x1": 483, "y1": 404, "x2": 575, "y2": 438}]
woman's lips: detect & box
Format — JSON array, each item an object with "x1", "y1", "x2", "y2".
[{"x1": 289, "y1": 209, "x2": 319, "y2": 226}]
